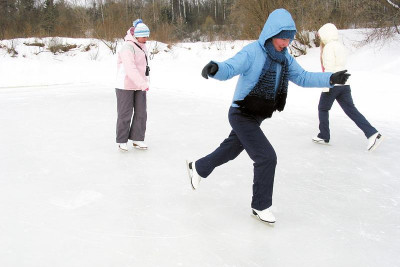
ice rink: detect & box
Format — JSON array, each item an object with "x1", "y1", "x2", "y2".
[{"x1": 1, "y1": 81, "x2": 399, "y2": 267}]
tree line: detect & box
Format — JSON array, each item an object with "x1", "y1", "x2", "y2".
[{"x1": 0, "y1": 0, "x2": 399, "y2": 42}]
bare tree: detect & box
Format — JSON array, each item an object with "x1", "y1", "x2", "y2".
[
  {"x1": 361, "y1": 0, "x2": 400, "y2": 43},
  {"x1": 229, "y1": 0, "x2": 290, "y2": 39},
  {"x1": 0, "y1": 0, "x2": 17, "y2": 38},
  {"x1": 386, "y1": 0, "x2": 400, "y2": 9}
]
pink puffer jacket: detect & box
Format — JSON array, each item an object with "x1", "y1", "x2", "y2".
[{"x1": 116, "y1": 28, "x2": 149, "y2": 91}]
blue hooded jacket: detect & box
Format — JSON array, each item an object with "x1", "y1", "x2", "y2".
[{"x1": 211, "y1": 9, "x2": 333, "y2": 107}]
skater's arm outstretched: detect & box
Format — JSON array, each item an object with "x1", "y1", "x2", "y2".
[
  {"x1": 287, "y1": 56, "x2": 332, "y2": 88},
  {"x1": 202, "y1": 46, "x2": 254, "y2": 81}
]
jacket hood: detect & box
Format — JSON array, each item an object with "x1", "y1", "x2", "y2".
[
  {"x1": 258, "y1": 9, "x2": 297, "y2": 48},
  {"x1": 124, "y1": 28, "x2": 135, "y2": 42},
  {"x1": 318, "y1": 23, "x2": 339, "y2": 45},
  {"x1": 124, "y1": 27, "x2": 146, "y2": 48}
]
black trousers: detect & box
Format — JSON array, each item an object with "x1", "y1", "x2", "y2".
[
  {"x1": 317, "y1": 85, "x2": 377, "y2": 141},
  {"x1": 196, "y1": 107, "x2": 277, "y2": 210}
]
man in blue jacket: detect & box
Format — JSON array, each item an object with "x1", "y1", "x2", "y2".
[{"x1": 186, "y1": 9, "x2": 349, "y2": 224}]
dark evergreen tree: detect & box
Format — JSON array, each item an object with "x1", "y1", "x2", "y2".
[{"x1": 42, "y1": 0, "x2": 58, "y2": 35}]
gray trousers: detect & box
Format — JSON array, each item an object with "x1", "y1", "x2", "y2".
[{"x1": 115, "y1": 89, "x2": 147, "y2": 143}]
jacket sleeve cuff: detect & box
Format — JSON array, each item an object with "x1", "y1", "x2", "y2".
[{"x1": 211, "y1": 62, "x2": 226, "y2": 80}]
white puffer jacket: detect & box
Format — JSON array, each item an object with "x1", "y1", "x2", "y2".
[{"x1": 318, "y1": 23, "x2": 347, "y2": 92}]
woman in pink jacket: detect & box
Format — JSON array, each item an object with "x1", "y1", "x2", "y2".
[{"x1": 115, "y1": 19, "x2": 150, "y2": 151}]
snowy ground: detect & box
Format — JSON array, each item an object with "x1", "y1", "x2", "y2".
[{"x1": 1, "y1": 30, "x2": 400, "y2": 267}]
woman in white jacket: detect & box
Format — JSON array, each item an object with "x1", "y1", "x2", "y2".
[{"x1": 312, "y1": 23, "x2": 383, "y2": 151}]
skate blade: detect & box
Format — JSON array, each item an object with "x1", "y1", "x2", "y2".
[
  {"x1": 185, "y1": 160, "x2": 196, "y2": 190},
  {"x1": 133, "y1": 145, "x2": 148, "y2": 150},
  {"x1": 368, "y1": 135, "x2": 384, "y2": 152},
  {"x1": 252, "y1": 214, "x2": 275, "y2": 225},
  {"x1": 118, "y1": 146, "x2": 128, "y2": 152},
  {"x1": 312, "y1": 140, "x2": 330, "y2": 145},
  {"x1": 252, "y1": 211, "x2": 276, "y2": 225}
]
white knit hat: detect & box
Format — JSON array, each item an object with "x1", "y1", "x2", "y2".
[{"x1": 134, "y1": 23, "x2": 150, "y2": 38}]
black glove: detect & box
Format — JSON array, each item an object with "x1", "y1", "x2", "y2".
[
  {"x1": 201, "y1": 61, "x2": 218, "y2": 79},
  {"x1": 330, "y1": 70, "x2": 351, "y2": 85}
]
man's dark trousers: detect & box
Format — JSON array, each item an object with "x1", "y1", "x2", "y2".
[{"x1": 195, "y1": 107, "x2": 277, "y2": 211}]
